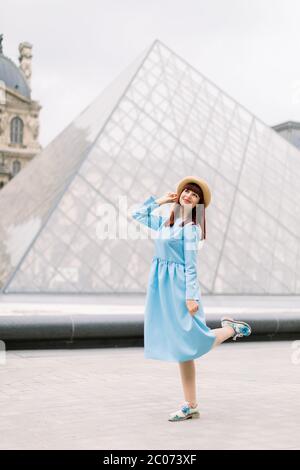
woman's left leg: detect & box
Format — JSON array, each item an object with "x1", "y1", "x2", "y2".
[{"x1": 178, "y1": 360, "x2": 198, "y2": 408}]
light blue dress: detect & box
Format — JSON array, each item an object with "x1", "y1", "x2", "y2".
[{"x1": 131, "y1": 195, "x2": 216, "y2": 363}]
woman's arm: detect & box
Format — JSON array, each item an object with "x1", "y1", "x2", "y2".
[
  {"x1": 183, "y1": 223, "x2": 201, "y2": 301},
  {"x1": 131, "y1": 195, "x2": 164, "y2": 231}
]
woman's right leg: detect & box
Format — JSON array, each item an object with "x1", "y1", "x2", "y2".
[{"x1": 211, "y1": 325, "x2": 235, "y2": 349}]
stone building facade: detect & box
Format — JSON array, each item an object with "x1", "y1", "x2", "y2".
[{"x1": 0, "y1": 34, "x2": 41, "y2": 188}]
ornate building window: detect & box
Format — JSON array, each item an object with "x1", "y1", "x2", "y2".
[
  {"x1": 10, "y1": 117, "x2": 24, "y2": 144},
  {"x1": 12, "y1": 160, "x2": 21, "y2": 175}
]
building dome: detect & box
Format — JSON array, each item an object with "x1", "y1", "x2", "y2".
[{"x1": 0, "y1": 53, "x2": 31, "y2": 99}]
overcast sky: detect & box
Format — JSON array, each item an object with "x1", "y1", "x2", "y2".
[{"x1": 2, "y1": 0, "x2": 300, "y2": 147}]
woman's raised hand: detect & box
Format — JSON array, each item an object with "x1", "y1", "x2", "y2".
[
  {"x1": 155, "y1": 192, "x2": 178, "y2": 206},
  {"x1": 186, "y1": 299, "x2": 199, "y2": 315}
]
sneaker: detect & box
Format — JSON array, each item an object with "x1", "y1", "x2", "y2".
[
  {"x1": 221, "y1": 316, "x2": 252, "y2": 341},
  {"x1": 168, "y1": 402, "x2": 200, "y2": 422}
]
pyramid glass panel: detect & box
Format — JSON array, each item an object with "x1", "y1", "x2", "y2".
[{"x1": 0, "y1": 40, "x2": 300, "y2": 294}]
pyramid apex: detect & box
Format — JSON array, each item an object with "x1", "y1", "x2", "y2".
[{"x1": 147, "y1": 38, "x2": 161, "y2": 50}]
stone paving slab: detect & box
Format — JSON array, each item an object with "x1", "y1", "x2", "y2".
[{"x1": 0, "y1": 340, "x2": 299, "y2": 450}]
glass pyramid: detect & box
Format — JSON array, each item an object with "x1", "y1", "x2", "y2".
[{"x1": 0, "y1": 39, "x2": 300, "y2": 294}]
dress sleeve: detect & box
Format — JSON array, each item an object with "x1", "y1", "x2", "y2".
[
  {"x1": 131, "y1": 195, "x2": 164, "y2": 231},
  {"x1": 183, "y1": 223, "x2": 201, "y2": 301}
]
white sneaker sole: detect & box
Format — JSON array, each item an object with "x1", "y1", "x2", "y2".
[{"x1": 168, "y1": 411, "x2": 200, "y2": 421}]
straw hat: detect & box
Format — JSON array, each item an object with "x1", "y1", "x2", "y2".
[{"x1": 176, "y1": 176, "x2": 212, "y2": 208}]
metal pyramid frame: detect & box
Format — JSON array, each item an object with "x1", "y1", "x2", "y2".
[{"x1": 0, "y1": 39, "x2": 299, "y2": 294}]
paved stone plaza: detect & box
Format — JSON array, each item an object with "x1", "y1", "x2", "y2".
[{"x1": 0, "y1": 340, "x2": 299, "y2": 450}]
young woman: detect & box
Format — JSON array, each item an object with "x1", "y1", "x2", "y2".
[{"x1": 131, "y1": 176, "x2": 251, "y2": 422}]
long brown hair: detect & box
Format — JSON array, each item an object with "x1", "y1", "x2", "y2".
[{"x1": 164, "y1": 182, "x2": 206, "y2": 240}]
